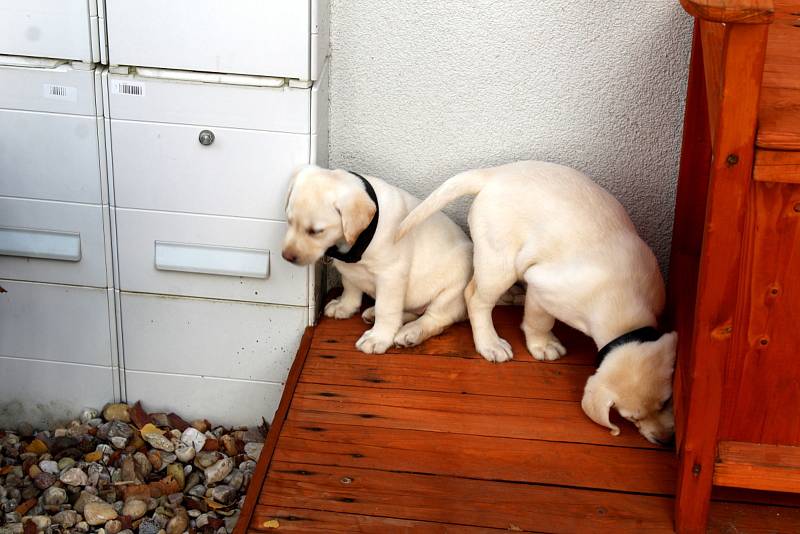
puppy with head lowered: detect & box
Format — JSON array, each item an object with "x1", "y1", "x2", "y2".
[
  {"x1": 282, "y1": 165, "x2": 473, "y2": 354},
  {"x1": 396, "y1": 161, "x2": 676, "y2": 444}
]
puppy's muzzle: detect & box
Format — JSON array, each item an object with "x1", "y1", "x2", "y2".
[{"x1": 281, "y1": 249, "x2": 299, "y2": 264}]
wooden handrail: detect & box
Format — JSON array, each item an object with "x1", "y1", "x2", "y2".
[{"x1": 680, "y1": 0, "x2": 774, "y2": 23}]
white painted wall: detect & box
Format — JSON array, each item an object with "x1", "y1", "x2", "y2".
[{"x1": 328, "y1": 0, "x2": 693, "y2": 271}]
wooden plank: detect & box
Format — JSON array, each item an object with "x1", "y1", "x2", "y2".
[
  {"x1": 667, "y1": 20, "x2": 712, "y2": 451},
  {"x1": 715, "y1": 442, "x2": 800, "y2": 493},
  {"x1": 755, "y1": 149, "x2": 800, "y2": 165},
  {"x1": 675, "y1": 21, "x2": 771, "y2": 533},
  {"x1": 680, "y1": 0, "x2": 775, "y2": 23},
  {"x1": 753, "y1": 163, "x2": 800, "y2": 182},
  {"x1": 288, "y1": 383, "x2": 660, "y2": 449},
  {"x1": 708, "y1": 500, "x2": 800, "y2": 533},
  {"x1": 756, "y1": 87, "x2": 800, "y2": 150},
  {"x1": 718, "y1": 181, "x2": 800, "y2": 445},
  {"x1": 259, "y1": 461, "x2": 677, "y2": 533},
  {"x1": 237, "y1": 327, "x2": 314, "y2": 534},
  {"x1": 700, "y1": 19, "x2": 726, "y2": 141},
  {"x1": 250, "y1": 506, "x2": 505, "y2": 532},
  {"x1": 301, "y1": 348, "x2": 592, "y2": 402},
  {"x1": 273, "y1": 420, "x2": 676, "y2": 495},
  {"x1": 314, "y1": 313, "x2": 598, "y2": 366}
]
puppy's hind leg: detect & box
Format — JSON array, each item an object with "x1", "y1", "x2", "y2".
[
  {"x1": 467, "y1": 266, "x2": 517, "y2": 363},
  {"x1": 521, "y1": 287, "x2": 566, "y2": 361},
  {"x1": 394, "y1": 285, "x2": 466, "y2": 348}
]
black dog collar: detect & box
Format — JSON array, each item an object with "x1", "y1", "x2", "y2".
[
  {"x1": 325, "y1": 172, "x2": 379, "y2": 264},
  {"x1": 596, "y1": 326, "x2": 662, "y2": 366}
]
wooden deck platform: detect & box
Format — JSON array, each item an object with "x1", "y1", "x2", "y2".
[{"x1": 238, "y1": 307, "x2": 800, "y2": 532}]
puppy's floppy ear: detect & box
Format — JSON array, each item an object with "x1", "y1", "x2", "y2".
[
  {"x1": 582, "y1": 376, "x2": 620, "y2": 436},
  {"x1": 284, "y1": 168, "x2": 300, "y2": 212},
  {"x1": 335, "y1": 185, "x2": 376, "y2": 245}
]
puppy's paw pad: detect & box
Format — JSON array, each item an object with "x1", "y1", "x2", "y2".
[
  {"x1": 477, "y1": 337, "x2": 514, "y2": 363},
  {"x1": 356, "y1": 329, "x2": 394, "y2": 354},
  {"x1": 324, "y1": 298, "x2": 359, "y2": 320},
  {"x1": 527, "y1": 335, "x2": 566, "y2": 361},
  {"x1": 394, "y1": 323, "x2": 425, "y2": 347},
  {"x1": 361, "y1": 307, "x2": 376, "y2": 324}
]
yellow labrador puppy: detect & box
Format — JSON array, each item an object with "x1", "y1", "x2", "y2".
[
  {"x1": 282, "y1": 165, "x2": 473, "y2": 354},
  {"x1": 396, "y1": 160, "x2": 676, "y2": 444}
]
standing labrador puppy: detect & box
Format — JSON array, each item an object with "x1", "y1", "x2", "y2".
[
  {"x1": 282, "y1": 165, "x2": 473, "y2": 354},
  {"x1": 396, "y1": 161, "x2": 676, "y2": 444}
]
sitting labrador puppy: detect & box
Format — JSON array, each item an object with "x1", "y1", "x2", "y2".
[
  {"x1": 396, "y1": 160, "x2": 676, "y2": 444},
  {"x1": 282, "y1": 165, "x2": 473, "y2": 354}
]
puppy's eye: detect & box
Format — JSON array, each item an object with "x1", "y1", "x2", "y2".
[{"x1": 307, "y1": 227, "x2": 324, "y2": 236}]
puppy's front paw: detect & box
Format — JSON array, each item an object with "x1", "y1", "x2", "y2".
[
  {"x1": 394, "y1": 321, "x2": 426, "y2": 347},
  {"x1": 361, "y1": 307, "x2": 375, "y2": 324},
  {"x1": 356, "y1": 329, "x2": 394, "y2": 354},
  {"x1": 526, "y1": 333, "x2": 566, "y2": 361},
  {"x1": 324, "y1": 298, "x2": 359, "y2": 319},
  {"x1": 477, "y1": 337, "x2": 514, "y2": 363}
]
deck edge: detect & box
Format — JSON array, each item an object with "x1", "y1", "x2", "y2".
[{"x1": 235, "y1": 326, "x2": 315, "y2": 534}]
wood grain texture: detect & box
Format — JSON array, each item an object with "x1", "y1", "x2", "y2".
[
  {"x1": 235, "y1": 327, "x2": 313, "y2": 534},
  {"x1": 756, "y1": 9, "x2": 800, "y2": 149},
  {"x1": 250, "y1": 506, "x2": 505, "y2": 533},
  {"x1": 243, "y1": 308, "x2": 800, "y2": 533},
  {"x1": 259, "y1": 461, "x2": 677, "y2": 533},
  {"x1": 718, "y1": 181, "x2": 800, "y2": 445},
  {"x1": 274, "y1": 420, "x2": 676, "y2": 495},
  {"x1": 680, "y1": 0, "x2": 775, "y2": 23},
  {"x1": 301, "y1": 348, "x2": 592, "y2": 401},
  {"x1": 715, "y1": 441, "x2": 800, "y2": 492},
  {"x1": 668, "y1": 20, "x2": 712, "y2": 451},
  {"x1": 288, "y1": 382, "x2": 657, "y2": 449},
  {"x1": 675, "y1": 20, "x2": 770, "y2": 533}
]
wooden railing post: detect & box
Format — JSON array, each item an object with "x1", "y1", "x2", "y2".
[{"x1": 673, "y1": 15, "x2": 771, "y2": 533}]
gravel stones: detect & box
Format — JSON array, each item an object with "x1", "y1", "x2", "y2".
[{"x1": 0, "y1": 401, "x2": 267, "y2": 534}]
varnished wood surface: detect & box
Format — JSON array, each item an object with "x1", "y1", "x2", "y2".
[
  {"x1": 243, "y1": 308, "x2": 800, "y2": 532},
  {"x1": 680, "y1": 0, "x2": 775, "y2": 23}
]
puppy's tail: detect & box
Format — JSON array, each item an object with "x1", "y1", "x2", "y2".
[{"x1": 395, "y1": 168, "x2": 491, "y2": 242}]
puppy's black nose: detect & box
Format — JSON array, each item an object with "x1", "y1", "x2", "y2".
[
  {"x1": 655, "y1": 435, "x2": 676, "y2": 448},
  {"x1": 282, "y1": 250, "x2": 297, "y2": 264}
]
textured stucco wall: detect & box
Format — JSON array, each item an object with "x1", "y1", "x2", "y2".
[{"x1": 328, "y1": 0, "x2": 693, "y2": 273}]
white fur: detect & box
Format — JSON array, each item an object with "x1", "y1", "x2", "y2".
[
  {"x1": 397, "y1": 161, "x2": 676, "y2": 443},
  {"x1": 282, "y1": 165, "x2": 473, "y2": 354}
]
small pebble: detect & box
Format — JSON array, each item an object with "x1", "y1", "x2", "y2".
[
  {"x1": 37, "y1": 461, "x2": 59, "y2": 475},
  {"x1": 141, "y1": 424, "x2": 174, "y2": 452},
  {"x1": 180, "y1": 428, "x2": 206, "y2": 453},
  {"x1": 42, "y1": 487, "x2": 67, "y2": 506},
  {"x1": 59, "y1": 467, "x2": 88, "y2": 487},
  {"x1": 102, "y1": 404, "x2": 131, "y2": 423},
  {"x1": 204, "y1": 458, "x2": 234, "y2": 485},
  {"x1": 52, "y1": 510, "x2": 79, "y2": 528},
  {"x1": 84, "y1": 502, "x2": 118, "y2": 526},
  {"x1": 29, "y1": 515, "x2": 51, "y2": 530},
  {"x1": 244, "y1": 442, "x2": 263, "y2": 461},
  {"x1": 79, "y1": 408, "x2": 99, "y2": 424},
  {"x1": 105, "y1": 519, "x2": 123, "y2": 534},
  {"x1": 121, "y1": 499, "x2": 146, "y2": 520}
]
